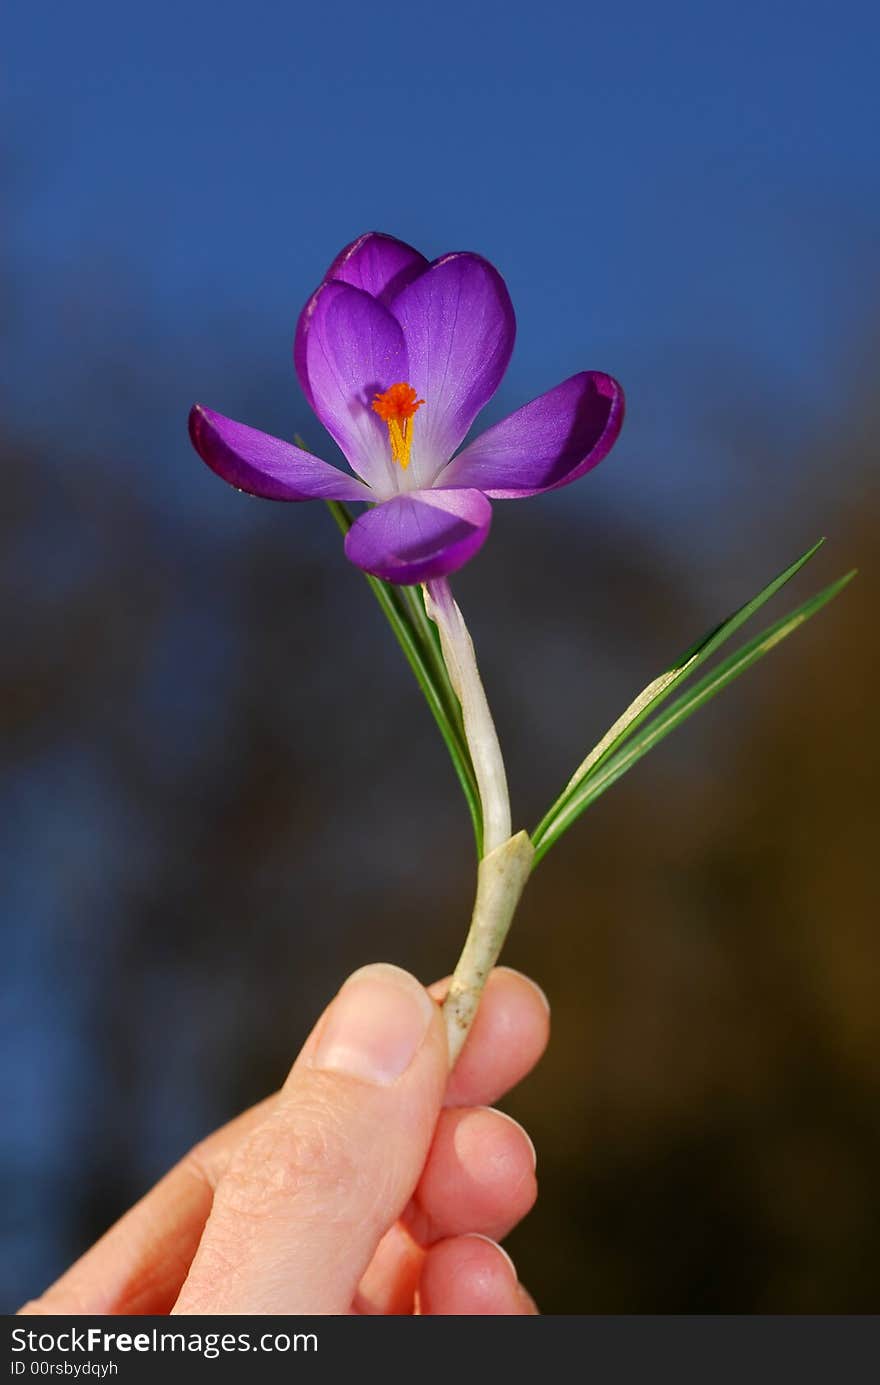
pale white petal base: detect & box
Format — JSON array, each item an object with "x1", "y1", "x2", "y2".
[{"x1": 423, "y1": 579, "x2": 511, "y2": 854}]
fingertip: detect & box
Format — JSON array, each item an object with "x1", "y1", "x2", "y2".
[
  {"x1": 442, "y1": 967, "x2": 551, "y2": 1107},
  {"x1": 408, "y1": 1105, "x2": 537, "y2": 1244},
  {"x1": 476, "y1": 1105, "x2": 538, "y2": 1176},
  {"x1": 494, "y1": 966, "x2": 550, "y2": 1017},
  {"x1": 298, "y1": 962, "x2": 446, "y2": 1088},
  {"x1": 418, "y1": 1234, "x2": 527, "y2": 1315}
]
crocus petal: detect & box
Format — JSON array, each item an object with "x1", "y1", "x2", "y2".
[
  {"x1": 436, "y1": 372, "x2": 625, "y2": 498},
  {"x1": 325, "y1": 231, "x2": 429, "y2": 303},
  {"x1": 344, "y1": 488, "x2": 492, "y2": 584},
  {"x1": 303, "y1": 280, "x2": 408, "y2": 494},
  {"x1": 387, "y1": 253, "x2": 515, "y2": 485},
  {"x1": 189, "y1": 405, "x2": 372, "y2": 503},
  {"x1": 295, "y1": 233, "x2": 428, "y2": 408}
]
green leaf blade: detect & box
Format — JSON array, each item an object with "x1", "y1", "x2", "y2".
[
  {"x1": 326, "y1": 500, "x2": 483, "y2": 854},
  {"x1": 532, "y1": 569, "x2": 855, "y2": 865},
  {"x1": 532, "y1": 537, "x2": 828, "y2": 846}
]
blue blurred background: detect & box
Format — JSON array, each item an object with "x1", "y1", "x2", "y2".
[{"x1": 3, "y1": 0, "x2": 878, "y2": 1312}]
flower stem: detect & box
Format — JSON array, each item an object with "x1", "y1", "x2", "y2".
[
  {"x1": 423, "y1": 578, "x2": 534, "y2": 1062},
  {"x1": 443, "y1": 830, "x2": 535, "y2": 1063},
  {"x1": 326, "y1": 502, "x2": 483, "y2": 853},
  {"x1": 423, "y1": 578, "x2": 511, "y2": 855}
]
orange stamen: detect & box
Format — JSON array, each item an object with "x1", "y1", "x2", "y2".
[{"x1": 371, "y1": 381, "x2": 425, "y2": 469}]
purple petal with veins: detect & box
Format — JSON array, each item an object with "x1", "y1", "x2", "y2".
[
  {"x1": 344, "y1": 488, "x2": 492, "y2": 584},
  {"x1": 189, "y1": 405, "x2": 372, "y2": 502},
  {"x1": 303, "y1": 280, "x2": 408, "y2": 494},
  {"x1": 438, "y1": 372, "x2": 625, "y2": 498},
  {"x1": 386, "y1": 253, "x2": 515, "y2": 486},
  {"x1": 294, "y1": 232, "x2": 428, "y2": 408}
]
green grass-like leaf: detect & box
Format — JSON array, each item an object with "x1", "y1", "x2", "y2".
[
  {"x1": 532, "y1": 537, "x2": 827, "y2": 847},
  {"x1": 326, "y1": 500, "x2": 483, "y2": 854},
  {"x1": 531, "y1": 566, "x2": 856, "y2": 865}
]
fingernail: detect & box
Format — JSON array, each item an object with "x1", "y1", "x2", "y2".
[
  {"x1": 311, "y1": 963, "x2": 435, "y2": 1086},
  {"x1": 496, "y1": 966, "x2": 551, "y2": 1015}
]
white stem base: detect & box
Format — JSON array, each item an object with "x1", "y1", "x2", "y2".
[{"x1": 442, "y1": 830, "x2": 535, "y2": 1065}]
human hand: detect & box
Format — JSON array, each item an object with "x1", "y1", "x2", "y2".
[{"x1": 20, "y1": 964, "x2": 548, "y2": 1315}]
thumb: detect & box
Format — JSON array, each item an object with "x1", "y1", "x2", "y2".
[{"x1": 174, "y1": 964, "x2": 447, "y2": 1314}]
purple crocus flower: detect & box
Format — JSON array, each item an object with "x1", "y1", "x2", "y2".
[{"x1": 189, "y1": 232, "x2": 625, "y2": 585}]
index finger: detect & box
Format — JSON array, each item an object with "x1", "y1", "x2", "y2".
[{"x1": 432, "y1": 967, "x2": 550, "y2": 1108}]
